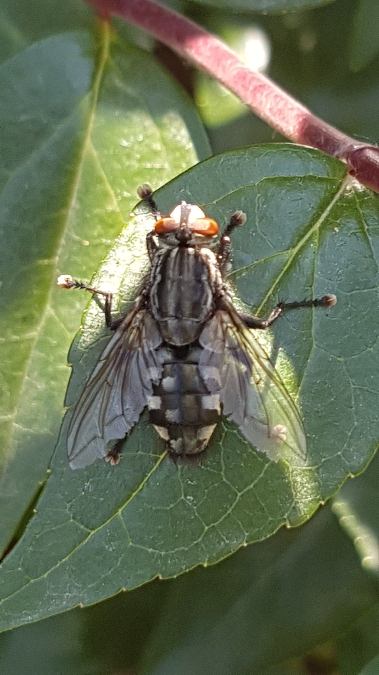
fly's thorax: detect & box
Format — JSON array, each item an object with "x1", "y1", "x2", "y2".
[
  {"x1": 149, "y1": 245, "x2": 223, "y2": 346},
  {"x1": 147, "y1": 343, "x2": 221, "y2": 459}
]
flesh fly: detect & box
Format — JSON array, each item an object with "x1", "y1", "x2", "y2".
[{"x1": 58, "y1": 185, "x2": 336, "y2": 468}]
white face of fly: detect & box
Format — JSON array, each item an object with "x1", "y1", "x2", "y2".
[{"x1": 169, "y1": 203, "x2": 206, "y2": 227}]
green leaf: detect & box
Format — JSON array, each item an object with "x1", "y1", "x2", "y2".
[
  {"x1": 349, "y1": 0, "x2": 379, "y2": 72},
  {"x1": 337, "y1": 605, "x2": 379, "y2": 675},
  {"x1": 0, "y1": 25, "x2": 209, "y2": 555},
  {"x1": 1, "y1": 506, "x2": 376, "y2": 674},
  {"x1": 0, "y1": 580, "x2": 170, "y2": 674},
  {"x1": 0, "y1": 610, "x2": 95, "y2": 675},
  {"x1": 140, "y1": 507, "x2": 378, "y2": 675},
  {"x1": 333, "y1": 453, "x2": 379, "y2": 672},
  {"x1": 359, "y1": 655, "x2": 379, "y2": 675},
  {"x1": 187, "y1": 0, "x2": 336, "y2": 13},
  {"x1": 3, "y1": 143, "x2": 379, "y2": 631},
  {"x1": 333, "y1": 452, "x2": 379, "y2": 575},
  {"x1": 0, "y1": 0, "x2": 93, "y2": 64}
]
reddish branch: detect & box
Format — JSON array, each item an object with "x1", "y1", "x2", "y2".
[{"x1": 86, "y1": 0, "x2": 379, "y2": 193}]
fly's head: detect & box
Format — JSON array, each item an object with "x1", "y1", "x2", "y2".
[{"x1": 154, "y1": 202, "x2": 219, "y2": 248}]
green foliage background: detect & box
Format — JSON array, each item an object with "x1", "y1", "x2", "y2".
[{"x1": 1, "y1": 0, "x2": 379, "y2": 673}]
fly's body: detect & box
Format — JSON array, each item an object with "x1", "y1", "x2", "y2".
[
  {"x1": 147, "y1": 243, "x2": 223, "y2": 456},
  {"x1": 58, "y1": 185, "x2": 336, "y2": 469}
]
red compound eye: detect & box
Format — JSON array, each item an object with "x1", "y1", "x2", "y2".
[
  {"x1": 155, "y1": 202, "x2": 219, "y2": 236},
  {"x1": 154, "y1": 217, "x2": 177, "y2": 234},
  {"x1": 155, "y1": 214, "x2": 219, "y2": 236},
  {"x1": 191, "y1": 217, "x2": 219, "y2": 235}
]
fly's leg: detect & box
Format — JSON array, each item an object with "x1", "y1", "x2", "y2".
[
  {"x1": 58, "y1": 185, "x2": 160, "y2": 323},
  {"x1": 138, "y1": 184, "x2": 161, "y2": 262},
  {"x1": 217, "y1": 210, "x2": 247, "y2": 276},
  {"x1": 105, "y1": 439, "x2": 124, "y2": 466},
  {"x1": 216, "y1": 209, "x2": 336, "y2": 322},
  {"x1": 238, "y1": 295, "x2": 337, "y2": 329},
  {"x1": 57, "y1": 275, "x2": 113, "y2": 327},
  {"x1": 137, "y1": 183, "x2": 161, "y2": 221},
  {"x1": 146, "y1": 230, "x2": 159, "y2": 261}
]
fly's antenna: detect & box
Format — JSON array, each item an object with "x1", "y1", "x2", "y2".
[{"x1": 137, "y1": 183, "x2": 161, "y2": 221}]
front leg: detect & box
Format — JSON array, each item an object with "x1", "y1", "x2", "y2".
[
  {"x1": 217, "y1": 210, "x2": 247, "y2": 276},
  {"x1": 146, "y1": 230, "x2": 159, "y2": 262},
  {"x1": 137, "y1": 183, "x2": 161, "y2": 221}
]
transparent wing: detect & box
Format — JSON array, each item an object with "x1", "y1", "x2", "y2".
[
  {"x1": 199, "y1": 307, "x2": 307, "y2": 464},
  {"x1": 67, "y1": 304, "x2": 162, "y2": 469}
]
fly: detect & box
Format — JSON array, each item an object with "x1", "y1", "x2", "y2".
[{"x1": 58, "y1": 185, "x2": 336, "y2": 469}]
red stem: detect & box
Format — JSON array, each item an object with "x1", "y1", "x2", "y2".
[{"x1": 87, "y1": 0, "x2": 379, "y2": 193}]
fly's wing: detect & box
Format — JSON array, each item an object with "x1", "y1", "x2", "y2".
[
  {"x1": 199, "y1": 308, "x2": 306, "y2": 464},
  {"x1": 67, "y1": 304, "x2": 163, "y2": 469}
]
